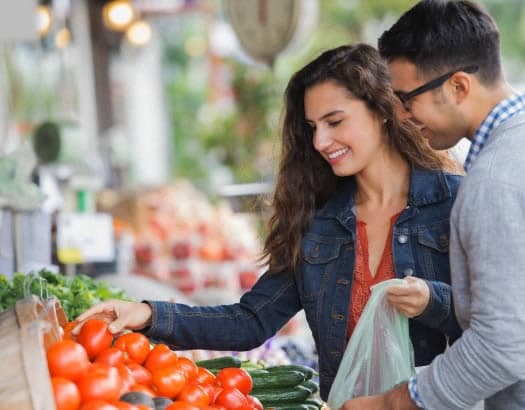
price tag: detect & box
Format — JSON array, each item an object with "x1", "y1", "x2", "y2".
[{"x1": 57, "y1": 213, "x2": 115, "y2": 264}]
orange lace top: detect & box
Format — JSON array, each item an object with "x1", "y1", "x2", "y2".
[{"x1": 347, "y1": 213, "x2": 400, "y2": 340}]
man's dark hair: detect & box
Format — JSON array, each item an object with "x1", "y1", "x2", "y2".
[{"x1": 378, "y1": 0, "x2": 502, "y2": 85}]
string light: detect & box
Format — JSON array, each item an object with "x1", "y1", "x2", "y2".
[
  {"x1": 37, "y1": 5, "x2": 52, "y2": 37},
  {"x1": 103, "y1": 0, "x2": 135, "y2": 31},
  {"x1": 125, "y1": 19, "x2": 152, "y2": 46}
]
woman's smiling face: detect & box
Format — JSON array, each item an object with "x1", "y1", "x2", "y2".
[{"x1": 304, "y1": 80, "x2": 387, "y2": 177}]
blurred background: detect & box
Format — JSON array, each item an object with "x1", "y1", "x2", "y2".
[{"x1": 1, "y1": 0, "x2": 525, "y2": 363}]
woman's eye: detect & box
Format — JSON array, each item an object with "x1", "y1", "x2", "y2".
[{"x1": 328, "y1": 120, "x2": 342, "y2": 128}]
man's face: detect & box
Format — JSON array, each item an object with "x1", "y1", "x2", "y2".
[{"x1": 388, "y1": 58, "x2": 466, "y2": 150}]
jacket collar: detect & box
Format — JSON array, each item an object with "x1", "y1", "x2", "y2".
[{"x1": 317, "y1": 167, "x2": 453, "y2": 221}]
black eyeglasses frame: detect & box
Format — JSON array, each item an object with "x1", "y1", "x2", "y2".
[{"x1": 394, "y1": 65, "x2": 479, "y2": 110}]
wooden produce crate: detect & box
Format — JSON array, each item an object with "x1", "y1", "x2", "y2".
[{"x1": 0, "y1": 296, "x2": 67, "y2": 410}]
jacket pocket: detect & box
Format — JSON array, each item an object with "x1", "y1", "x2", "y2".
[
  {"x1": 300, "y1": 234, "x2": 349, "y2": 299},
  {"x1": 416, "y1": 225, "x2": 450, "y2": 280}
]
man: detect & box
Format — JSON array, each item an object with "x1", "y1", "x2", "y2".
[{"x1": 342, "y1": 1, "x2": 525, "y2": 409}]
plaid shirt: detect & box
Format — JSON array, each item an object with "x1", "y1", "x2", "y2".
[
  {"x1": 408, "y1": 93, "x2": 525, "y2": 410},
  {"x1": 464, "y1": 93, "x2": 525, "y2": 171}
]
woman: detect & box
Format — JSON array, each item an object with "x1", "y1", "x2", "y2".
[{"x1": 75, "y1": 44, "x2": 462, "y2": 400}]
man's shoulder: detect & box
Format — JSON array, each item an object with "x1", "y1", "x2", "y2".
[{"x1": 468, "y1": 115, "x2": 525, "y2": 188}]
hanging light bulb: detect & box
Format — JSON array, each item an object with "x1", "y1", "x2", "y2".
[
  {"x1": 125, "y1": 19, "x2": 152, "y2": 47},
  {"x1": 37, "y1": 4, "x2": 52, "y2": 37},
  {"x1": 55, "y1": 27, "x2": 71, "y2": 48},
  {"x1": 103, "y1": 0, "x2": 135, "y2": 31}
]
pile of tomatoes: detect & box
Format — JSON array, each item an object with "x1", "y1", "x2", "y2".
[{"x1": 47, "y1": 319, "x2": 263, "y2": 410}]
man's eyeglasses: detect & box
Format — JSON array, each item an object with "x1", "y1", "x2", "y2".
[{"x1": 394, "y1": 65, "x2": 479, "y2": 111}]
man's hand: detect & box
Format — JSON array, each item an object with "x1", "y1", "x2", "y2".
[
  {"x1": 340, "y1": 382, "x2": 419, "y2": 410},
  {"x1": 386, "y1": 276, "x2": 430, "y2": 318}
]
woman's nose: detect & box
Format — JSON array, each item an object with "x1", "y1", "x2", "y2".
[{"x1": 313, "y1": 129, "x2": 331, "y2": 151}]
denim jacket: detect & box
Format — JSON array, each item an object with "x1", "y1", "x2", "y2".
[{"x1": 144, "y1": 168, "x2": 463, "y2": 400}]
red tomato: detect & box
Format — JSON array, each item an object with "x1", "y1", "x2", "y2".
[
  {"x1": 165, "y1": 402, "x2": 200, "y2": 410},
  {"x1": 114, "y1": 333, "x2": 151, "y2": 364},
  {"x1": 95, "y1": 348, "x2": 125, "y2": 366},
  {"x1": 245, "y1": 395, "x2": 263, "y2": 410},
  {"x1": 80, "y1": 401, "x2": 118, "y2": 410},
  {"x1": 195, "y1": 367, "x2": 216, "y2": 385},
  {"x1": 172, "y1": 357, "x2": 198, "y2": 382},
  {"x1": 128, "y1": 384, "x2": 156, "y2": 397},
  {"x1": 77, "y1": 319, "x2": 114, "y2": 360},
  {"x1": 215, "y1": 368, "x2": 253, "y2": 395},
  {"x1": 111, "y1": 402, "x2": 140, "y2": 410},
  {"x1": 77, "y1": 364, "x2": 122, "y2": 403},
  {"x1": 126, "y1": 363, "x2": 153, "y2": 385},
  {"x1": 51, "y1": 377, "x2": 80, "y2": 410},
  {"x1": 115, "y1": 365, "x2": 135, "y2": 396},
  {"x1": 151, "y1": 365, "x2": 186, "y2": 398},
  {"x1": 47, "y1": 340, "x2": 90, "y2": 381},
  {"x1": 144, "y1": 344, "x2": 178, "y2": 372},
  {"x1": 214, "y1": 388, "x2": 249, "y2": 409},
  {"x1": 200, "y1": 384, "x2": 221, "y2": 404},
  {"x1": 176, "y1": 384, "x2": 209, "y2": 408}
]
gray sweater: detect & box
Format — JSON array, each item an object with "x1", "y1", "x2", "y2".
[{"x1": 418, "y1": 112, "x2": 525, "y2": 409}]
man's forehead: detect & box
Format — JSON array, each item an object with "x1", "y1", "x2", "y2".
[{"x1": 387, "y1": 58, "x2": 422, "y2": 91}]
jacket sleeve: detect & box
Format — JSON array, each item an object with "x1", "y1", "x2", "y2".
[
  {"x1": 143, "y1": 270, "x2": 302, "y2": 351},
  {"x1": 417, "y1": 178, "x2": 525, "y2": 409},
  {"x1": 414, "y1": 280, "x2": 462, "y2": 341}
]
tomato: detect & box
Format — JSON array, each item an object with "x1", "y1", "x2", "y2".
[
  {"x1": 215, "y1": 368, "x2": 253, "y2": 395},
  {"x1": 200, "y1": 384, "x2": 221, "y2": 404},
  {"x1": 114, "y1": 333, "x2": 151, "y2": 364},
  {"x1": 176, "y1": 384, "x2": 209, "y2": 408},
  {"x1": 195, "y1": 367, "x2": 215, "y2": 385},
  {"x1": 126, "y1": 363, "x2": 153, "y2": 385},
  {"x1": 111, "y1": 402, "x2": 140, "y2": 410},
  {"x1": 214, "y1": 388, "x2": 249, "y2": 409},
  {"x1": 171, "y1": 357, "x2": 198, "y2": 382},
  {"x1": 80, "y1": 401, "x2": 118, "y2": 410},
  {"x1": 151, "y1": 365, "x2": 186, "y2": 398},
  {"x1": 128, "y1": 384, "x2": 156, "y2": 397},
  {"x1": 51, "y1": 377, "x2": 80, "y2": 410},
  {"x1": 47, "y1": 340, "x2": 90, "y2": 381},
  {"x1": 77, "y1": 364, "x2": 122, "y2": 403},
  {"x1": 165, "y1": 402, "x2": 200, "y2": 410},
  {"x1": 96, "y1": 348, "x2": 125, "y2": 366},
  {"x1": 115, "y1": 365, "x2": 135, "y2": 396},
  {"x1": 144, "y1": 344, "x2": 178, "y2": 372},
  {"x1": 245, "y1": 395, "x2": 263, "y2": 410},
  {"x1": 77, "y1": 319, "x2": 114, "y2": 360}
]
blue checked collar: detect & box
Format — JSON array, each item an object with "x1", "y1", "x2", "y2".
[{"x1": 464, "y1": 93, "x2": 525, "y2": 171}]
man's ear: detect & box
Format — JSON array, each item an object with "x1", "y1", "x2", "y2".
[{"x1": 449, "y1": 71, "x2": 472, "y2": 104}]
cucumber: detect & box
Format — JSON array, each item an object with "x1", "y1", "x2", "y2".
[
  {"x1": 253, "y1": 385, "x2": 311, "y2": 405},
  {"x1": 196, "y1": 356, "x2": 241, "y2": 370},
  {"x1": 251, "y1": 370, "x2": 305, "y2": 389},
  {"x1": 264, "y1": 405, "x2": 311, "y2": 410},
  {"x1": 304, "y1": 397, "x2": 324, "y2": 408},
  {"x1": 299, "y1": 380, "x2": 319, "y2": 394},
  {"x1": 265, "y1": 364, "x2": 315, "y2": 380},
  {"x1": 246, "y1": 368, "x2": 270, "y2": 377}
]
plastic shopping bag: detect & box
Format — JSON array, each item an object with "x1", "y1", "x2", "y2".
[{"x1": 327, "y1": 278, "x2": 416, "y2": 410}]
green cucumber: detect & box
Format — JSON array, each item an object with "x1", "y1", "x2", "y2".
[
  {"x1": 246, "y1": 368, "x2": 270, "y2": 377},
  {"x1": 253, "y1": 385, "x2": 311, "y2": 405},
  {"x1": 304, "y1": 397, "x2": 324, "y2": 408},
  {"x1": 251, "y1": 370, "x2": 305, "y2": 389},
  {"x1": 299, "y1": 380, "x2": 319, "y2": 394},
  {"x1": 265, "y1": 364, "x2": 315, "y2": 380},
  {"x1": 196, "y1": 356, "x2": 241, "y2": 370},
  {"x1": 264, "y1": 405, "x2": 311, "y2": 410}
]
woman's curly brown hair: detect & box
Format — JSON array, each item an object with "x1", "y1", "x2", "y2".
[{"x1": 262, "y1": 43, "x2": 459, "y2": 274}]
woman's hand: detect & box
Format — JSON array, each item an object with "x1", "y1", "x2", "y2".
[
  {"x1": 386, "y1": 276, "x2": 430, "y2": 318},
  {"x1": 72, "y1": 300, "x2": 152, "y2": 335}
]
